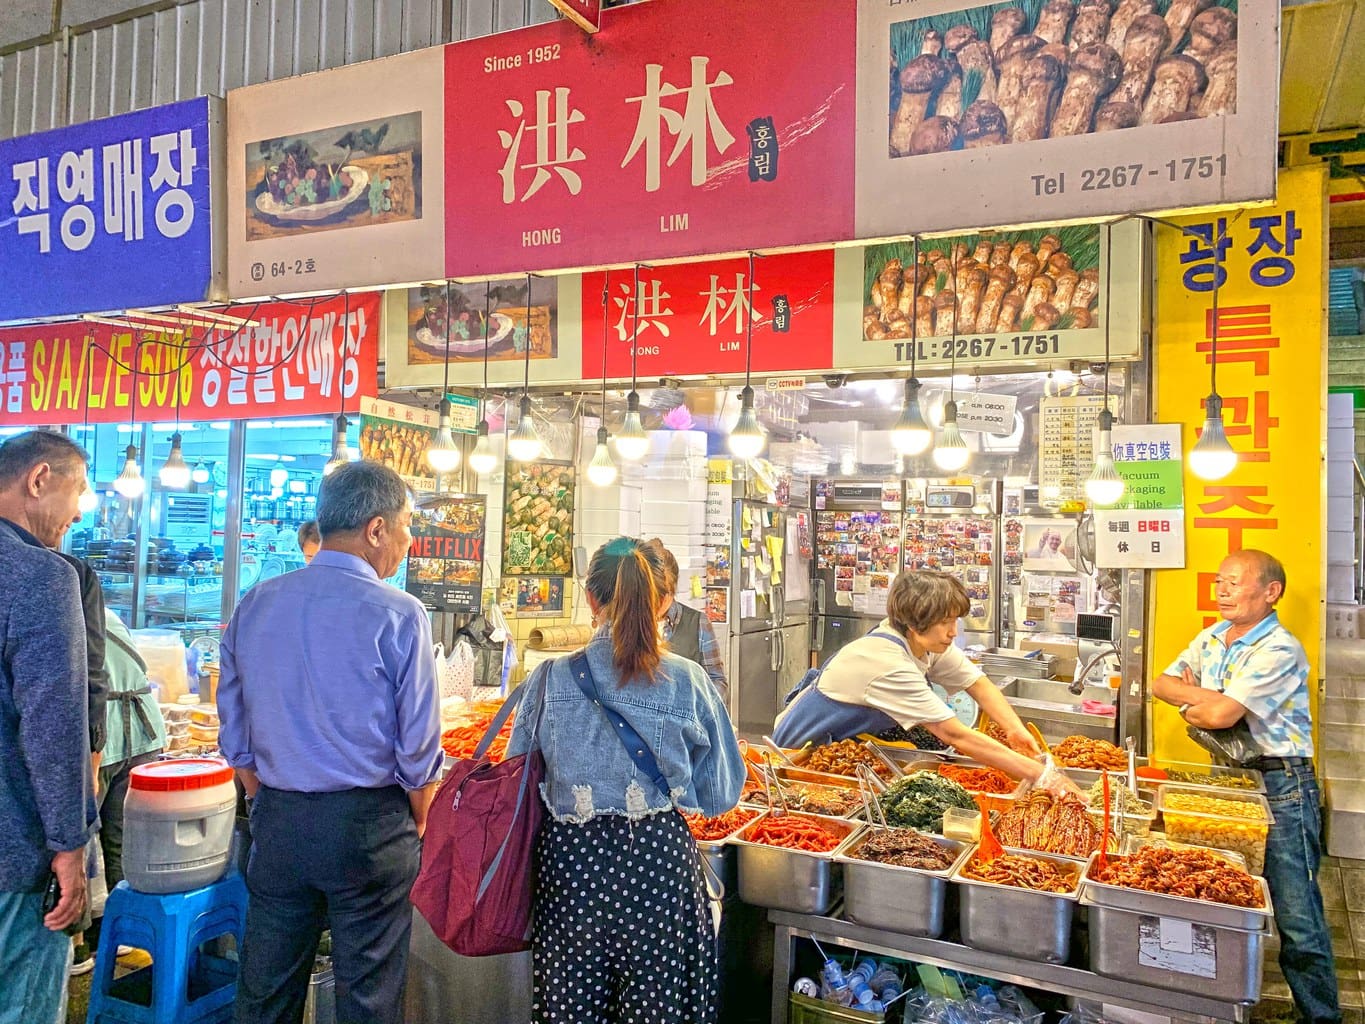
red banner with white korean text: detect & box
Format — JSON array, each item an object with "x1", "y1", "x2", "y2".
[
  {"x1": 1151, "y1": 166, "x2": 1326, "y2": 762},
  {"x1": 444, "y1": 0, "x2": 855, "y2": 279},
  {"x1": 0, "y1": 292, "x2": 380, "y2": 425},
  {"x1": 580, "y1": 250, "x2": 834, "y2": 380}
]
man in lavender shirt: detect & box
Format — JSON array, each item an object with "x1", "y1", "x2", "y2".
[{"x1": 219, "y1": 462, "x2": 442, "y2": 1024}]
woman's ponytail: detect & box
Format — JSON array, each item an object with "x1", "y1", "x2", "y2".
[{"x1": 610, "y1": 548, "x2": 664, "y2": 682}]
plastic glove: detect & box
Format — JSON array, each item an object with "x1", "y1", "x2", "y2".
[{"x1": 1034, "y1": 756, "x2": 1083, "y2": 800}]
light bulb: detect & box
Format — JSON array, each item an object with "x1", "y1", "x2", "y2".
[
  {"x1": 1085, "y1": 413, "x2": 1126, "y2": 506},
  {"x1": 78, "y1": 485, "x2": 99, "y2": 514},
  {"x1": 468, "y1": 420, "x2": 498, "y2": 475},
  {"x1": 426, "y1": 402, "x2": 462, "y2": 474},
  {"x1": 727, "y1": 385, "x2": 766, "y2": 460},
  {"x1": 506, "y1": 395, "x2": 543, "y2": 462},
  {"x1": 191, "y1": 462, "x2": 210, "y2": 484},
  {"x1": 113, "y1": 444, "x2": 146, "y2": 499},
  {"x1": 615, "y1": 391, "x2": 649, "y2": 462},
  {"x1": 891, "y1": 378, "x2": 933, "y2": 456},
  {"x1": 269, "y1": 466, "x2": 289, "y2": 488},
  {"x1": 158, "y1": 432, "x2": 191, "y2": 489},
  {"x1": 931, "y1": 401, "x2": 970, "y2": 472},
  {"x1": 1189, "y1": 394, "x2": 1238, "y2": 481},
  {"x1": 323, "y1": 414, "x2": 352, "y2": 476},
  {"x1": 586, "y1": 427, "x2": 618, "y2": 487}
]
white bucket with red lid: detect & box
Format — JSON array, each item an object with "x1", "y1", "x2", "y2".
[{"x1": 122, "y1": 758, "x2": 237, "y2": 894}]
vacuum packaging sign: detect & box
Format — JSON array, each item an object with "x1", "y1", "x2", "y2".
[
  {"x1": 854, "y1": 0, "x2": 1279, "y2": 237},
  {"x1": 226, "y1": 47, "x2": 445, "y2": 298},
  {"x1": 444, "y1": 0, "x2": 856, "y2": 278},
  {"x1": 0, "y1": 97, "x2": 223, "y2": 323}
]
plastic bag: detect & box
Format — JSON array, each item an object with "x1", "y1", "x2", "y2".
[
  {"x1": 436, "y1": 639, "x2": 475, "y2": 702},
  {"x1": 1185, "y1": 721, "x2": 1261, "y2": 767},
  {"x1": 455, "y1": 615, "x2": 508, "y2": 692},
  {"x1": 87, "y1": 837, "x2": 108, "y2": 918}
]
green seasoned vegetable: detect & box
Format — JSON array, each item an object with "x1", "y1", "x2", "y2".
[{"x1": 877, "y1": 771, "x2": 977, "y2": 832}]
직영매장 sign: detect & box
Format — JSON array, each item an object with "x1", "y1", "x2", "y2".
[
  {"x1": 443, "y1": 0, "x2": 856, "y2": 278},
  {"x1": 0, "y1": 292, "x2": 380, "y2": 425},
  {"x1": 227, "y1": 47, "x2": 445, "y2": 298},
  {"x1": 855, "y1": 0, "x2": 1278, "y2": 237},
  {"x1": 0, "y1": 97, "x2": 224, "y2": 323}
]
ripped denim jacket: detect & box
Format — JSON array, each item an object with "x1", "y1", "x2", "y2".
[{"x1": 504, "y1": 632, "x2": 745, "y2": 825}]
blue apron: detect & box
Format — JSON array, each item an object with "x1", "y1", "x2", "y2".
[{"x1": 770, "y1": 629, "x2": 907, "y2": 748}]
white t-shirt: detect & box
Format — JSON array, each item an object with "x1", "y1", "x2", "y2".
[{"x1": 814, "y1": 620, "x2": 984, "y2": 728}]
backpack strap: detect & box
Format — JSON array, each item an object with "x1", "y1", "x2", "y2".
[{"x1": 568, "y1": 649, "x2": 670, "y2": 799}]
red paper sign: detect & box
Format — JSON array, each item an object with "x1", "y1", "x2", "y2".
[
  {"x1": 444, "y1": 0, "x2": 855, "y2": 278},
  {"x1": 0, "y1": 292, "x2": 381, "y2": 425},
  {"x1": 545, "y1": 0, "x2": 600, "y2": 33},
  {"x1": 580, "y1": 250, "x2": 834, "y2": 380}
]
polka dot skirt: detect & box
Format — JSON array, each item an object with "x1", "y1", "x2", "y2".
[{"x1": 531, "y1": 811, "x2": 718, "y2": 1024}]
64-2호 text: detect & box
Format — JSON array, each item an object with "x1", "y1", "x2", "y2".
[{"x1": 1031, "y1": 154, "x2": 1230, "y2": 196}]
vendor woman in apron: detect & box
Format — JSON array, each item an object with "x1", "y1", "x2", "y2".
[{"x1": 774, "y1": 570, "x2": 1068, "y2": 791}]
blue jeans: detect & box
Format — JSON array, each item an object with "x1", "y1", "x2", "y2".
[
  {"x1": 0, "y1": 891, "x2": 71, "y2": 1024},
  {"x1": 1262, "y1": 763, "x2": 1340, "y2": 1024}
]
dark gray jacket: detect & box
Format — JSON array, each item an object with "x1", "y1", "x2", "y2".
[{"x1": 0, "y1": 518, "x2": 95, "y2": 891}]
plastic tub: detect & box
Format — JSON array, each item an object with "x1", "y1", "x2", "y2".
[
  {"x1": 122, "y1": 758, "x2": 236, "y2": 894},
  {"x1": 132, "y1": 629, "x2": 189, "y2": 703},
  {"x1": 1157, "y1": 786, "x2": 1273, "y2": 876}
]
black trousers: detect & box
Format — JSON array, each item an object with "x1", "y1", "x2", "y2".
[
  {"x1": 99, "y1": 751, "x2": 161, "y2": 892},
  {"x1": 235, "y1": 785, "x2": 420, "y2": 1024}
]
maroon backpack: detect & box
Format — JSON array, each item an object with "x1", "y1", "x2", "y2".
[{"x1": 411, "y1": 681, "x2": 544, "y2": 956}]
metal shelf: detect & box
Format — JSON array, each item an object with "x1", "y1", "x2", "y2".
[{"x1": 769, "y1": 908, "x2": 1252, "y2": 1024}]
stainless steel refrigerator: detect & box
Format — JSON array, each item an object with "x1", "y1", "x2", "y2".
[
  {"x1": 731, "y1": 499, "x2": 813, "y2": 738},
  {"x1": 811, "y1": 480, "x2": 904, "y2": 668}
]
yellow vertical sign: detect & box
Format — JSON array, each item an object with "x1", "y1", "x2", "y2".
[{"x1": 1151, "y1": 166, "x2": 1327, "y2": 762}]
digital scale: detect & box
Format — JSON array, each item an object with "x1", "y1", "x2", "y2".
[{"x1": 924, "y1": 485, "x2": 975, "y2": 509}]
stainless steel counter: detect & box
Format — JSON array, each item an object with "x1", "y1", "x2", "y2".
[
  {"x1": 405, "y1": 911, "x2": 532, "y2": 1024},
  {"x1": 768, "y1": 909, "x2": 1254, "y2": 1024}
]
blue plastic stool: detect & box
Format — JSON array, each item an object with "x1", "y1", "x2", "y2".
[{"x1": 87, "y1": 874, "x2": 248, "y2": 1024}]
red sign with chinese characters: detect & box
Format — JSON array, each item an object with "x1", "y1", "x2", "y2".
[
  {"x1": 581, "y1": 249, "x2": 834, "y2": 380},
  {"x1": 444, "y1": 0, "x2": 855, "y2": 278},
  {"x1": 0, "y1": 292, "x2": 380, "y2": 425},
  {"x1": 545, "y1": 0, "x2": 600, "y2": 33}
]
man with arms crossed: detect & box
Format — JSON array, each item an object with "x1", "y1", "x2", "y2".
[
  {"x1": 1153, "y1": 549, "x2": 1338, "y2": 1024},
  {"x1": 220, "y1": 462, "x2": 443, "y2": 1024}
]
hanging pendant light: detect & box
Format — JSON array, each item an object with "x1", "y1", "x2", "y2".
[
  {"x1": 468, "y1": 284, "x2": 499, "y2": 476},
  {"x1": 728, "y1": 252, "x2": 767, "y2": 460},
  {"x1": 191, "y1": 462, "x2": 210, "y2": 484},
  {"x1": 587, "y1": 275, "x2": 619, "y2": 486},
  {"x1": 158, "y1": 432, "x2": 191, "y2": 489},
  {"x1": 324, "y1": 294, "x2": 356, "y2": 476},
  {"x1": 1086, "y1": 223, "x2": 1127, "y2": 507},
  {"x1": 426, "y1": 281, "x2": 462, "y2": 476},
  {"x1": 507, "y1": 274, "x2": 544, "y2": 463},
  {"x1": 932, "y1": 244, "x2": 969, "y2": 472},
  {"x1": 1188, "y1": 252, "x2": 1237, "y2": 480},
  {"x1": 78, "y1": 482, "x2": 100, "y2": 513},
  {"x1": 114, "y1": 443, "x2": 146, "y2": 498},
  {"x1": 323, "y1": 413, "x2": 351, "y2": 475},
  {"x1": 892, "y1": 236, "x2": 934, "y2": 458},
  {"x1": 616, "y1": 264, "x2": 649, "y2": 462}
]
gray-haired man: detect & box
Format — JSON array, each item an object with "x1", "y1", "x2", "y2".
[
  {"x1": 0, "y1": 431, "x2": 96, "y2": 1024},
  {"x1": 219, "y1": 461, "x2": 442, "y2": 1024}
]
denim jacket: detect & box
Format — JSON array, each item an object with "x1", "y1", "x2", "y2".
[{"x1": 505, "y1": 630, "x2": 745, "y2": 825}]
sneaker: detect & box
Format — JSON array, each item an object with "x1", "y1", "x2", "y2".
[
  {"x1": 116, "y1": 945, "x2": 134, "y2": 957},
  {"x1": 70, "y1": 943, "x2": 94, "y2": 976}
]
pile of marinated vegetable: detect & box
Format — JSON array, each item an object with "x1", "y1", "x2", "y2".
[
  {"x1": 962, "y1": 852, "x2": 1077, "y2": 894},
  {"x1": 877, "y1": 771, "x2": 977, "y2": 832},
  {"x1": 995, "y1": 791, "x2": 1108, "y2": 857},
  {"x1": 749, "y1": 782, "x2": 860, "y2": 817},
  {"x1": 805, "y1": 739, "x2": 893, "y2": 778},
  {"x1": 743, "y1": 815, "x2": 845, "y2": 852},
  {"x1": 1090, "y1": 846, "x2": 1266, "y2": 908},
  {"x1": 851, "y1": 829, "x2": 957, "y2": 871},
  {"x1": 684, "y1": 808, "x2": 758, "y2": 842}
]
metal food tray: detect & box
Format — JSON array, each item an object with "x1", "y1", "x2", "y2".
[
  {"x1": 832, "y1": 829, "x2": 972, "y2": 938},
  {"x1": 733, "y1": 811, "x2": 863, "y2": 915},
  {"x1": 747, "y1": 769, "x2": 869, "y2": 820},
  {"x1": 1147, "y1": 760, "x2": 1266, "y2": 794},
  {"x1": 952, "y1": 846, "x2": 1084, "y2": 964},
  {"x1": 972, "y1": 648, "x2": 1058, "y2": 680},
  {"x1": 692, "y1": 806, "x2": 764, "y2": 892},
  {"x1": 1080, "y1": 852, "x2": 1272, "y2": 930},
  {"x1": 1083, "y1": 897, "x2": 1268, "y2": 1003}
]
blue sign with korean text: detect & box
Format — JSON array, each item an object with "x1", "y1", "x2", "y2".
[{"x1": 0, "y1": 97, "x2": 220, "y2": 323}]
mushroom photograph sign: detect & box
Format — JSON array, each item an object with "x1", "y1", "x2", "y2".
[{"x1": 854, "y1": 0, "x2": 1279, "y2": 236}]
